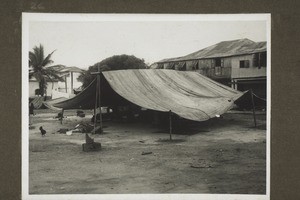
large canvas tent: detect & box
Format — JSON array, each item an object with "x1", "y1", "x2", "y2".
[{"x1": 54, "y1": 69, "x2": 244, "y2": 121}]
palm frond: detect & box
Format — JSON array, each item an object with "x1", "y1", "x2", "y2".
[
  {"x1": 29, "y1": 44, "x2": 59, "y2": 96},
  {"x1": 43, "y1": 68, "x2": 64, "y2": 82},
  {"x1": 29, "y1": 51, "x2": 37, "y2": 68},
  {"x1": 33, "y1": 45, "x2": 41, "y2": 66},
  {"x1": 42, "y1": 50, "x2": 56, "y2": 67}
]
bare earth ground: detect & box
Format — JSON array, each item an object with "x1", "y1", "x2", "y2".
[{"x1": 29, "y1": 109, "x2": 266, "y2": 194}]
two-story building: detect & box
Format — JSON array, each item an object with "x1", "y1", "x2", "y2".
[
  {"x1": 49, "y1": 65, "x2": 85, "y2": 99},
  {"x1": 29, "y1": 65, "x2": 85, "y2": 99},
  {"x1": 151, "y1": 38, "x2": 267, "y2": 98}
]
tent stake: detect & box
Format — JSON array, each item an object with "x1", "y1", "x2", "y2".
[
  {"x1": 169, "y1": 110, "x2": 172, "y2": 140},
  {"x1": 250, "y1": 89, "x2": 257, "y2": 127}
]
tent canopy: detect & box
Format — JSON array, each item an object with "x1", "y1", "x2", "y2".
[
  {"x1": 43, "y1": 97, "x2": 67, "y2": 111},
  {"x1": 54, "y1": 69, "x2": 244, "y2": 121}
]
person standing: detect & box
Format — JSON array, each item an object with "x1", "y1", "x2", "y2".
[{"x1": 29, "y1": 102, "x2": 35, "y2": 116}]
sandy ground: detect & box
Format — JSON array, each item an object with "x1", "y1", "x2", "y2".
[{"x1": 28, "y1": 109, "x2": 266, "y2": 194}]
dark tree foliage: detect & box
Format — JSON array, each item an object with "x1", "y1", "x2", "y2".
[{"x1": 78, "y1": 54, "x2": 148, "y2": 88}]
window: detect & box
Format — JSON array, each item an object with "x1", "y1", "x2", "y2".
[
  {"x1": 178, "y1": 63, "x2": 186, "y2": 71},
  {"x1": 253, "y1": 53, "x2": 259, "y2": 67},
  {"x1": 195, "y1": 61, "x2": 199, "y2": 70},
  {"x1": 157, "y1": 63, "x2": 164, "y2": 69},
  {"x1": 253, "y1": 52, "x2": 267, "y2": 68},
  {"x1": 166, "y1": 62, "x2": 175, "y2": 70},
  {"x1": 192, "y1": 62, "x2": 199, "y2": 70},
  {"x1": 215, "y1": 58, "x2": 221, "y2": 67},
  {"x1": 260, "y1": 52, "x2": 267, "y2": 67},
  {"x1": 240, "y1": 60, "x2": 250, "y2": 68}
]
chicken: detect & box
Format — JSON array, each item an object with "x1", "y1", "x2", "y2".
[{"x1": 39, "y1": 126, "x2": 46, "y2": 137}]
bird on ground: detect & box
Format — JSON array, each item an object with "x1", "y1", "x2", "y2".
[{"x1": 39, "y1": 126, "x2": 46, "y2": 137}]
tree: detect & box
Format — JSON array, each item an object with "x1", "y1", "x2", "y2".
[
  {"x1": 78, "y1": 54, "x2": 148, "y2": 88},
  {"x1": 29, "y1": 44, "x2": 63, "y2": 96}
]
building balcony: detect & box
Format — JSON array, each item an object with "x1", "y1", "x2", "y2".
[
  {"x1": 198, "y1": 67, "x2": 231, "y2": 79},
  {"x1": 231, "y1": 67, "x2": 266, "y2": 79},
  {"x1": 197, "y1": 66, "x2": 266, "y2": 80}
]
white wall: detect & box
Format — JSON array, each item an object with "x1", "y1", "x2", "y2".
[
  {"x1": 57, "y1": 72, "x2": 82, "y2": 94},
  {"x1": 52, "y1": 90, "x2": 76, "y2": 99},
  {"x1": 29, "y1": 81, "x2": 39, "y2": 97},
  {"x1": 29, "y1": 81, "x2": 59, "y2": 97},
  {"x1": 230, "y1": 54, "x2": 266, "y2": 79}
]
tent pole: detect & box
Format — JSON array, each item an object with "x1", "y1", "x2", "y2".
[
  {"x1": 93, "y1": 76, "x2": 99, "y2": 133},
  {"x1": 98, "y1": 70, "x2": 103, "y2": 133},
  {"x1": 29, "y1": 108, "x2": 31, "y2": 126},
  {"x1": 65, "y1": 75, "x2": 68, "y2": 93},
  {"x1": 71, "y1": 72, "x2": 74, "y2": 94},
  {"x1": 169, "y1": 110, "x2": 172, "y2": 140},
  {"x1": 60, "y1": 109, "x2": 64, "y2": 124},
  {"x1": 250, "y1": 89, "x2": 257, "y2": 127}
]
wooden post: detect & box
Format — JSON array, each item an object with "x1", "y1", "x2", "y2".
[
  {"x1": 29, "y1": 107, "x2": 31, "y2": 126},
  {"x1": 250, "y1": 89, "x2": 257, "y2": 127},
  {"x1": 70, "y1": 72, "x2": 74, "y2": 94},
  {"x1": 98, "y1": 66, "x2": 103, "y2": 133},
  {"x1": 169, "y1": 110, "x2": 172, "y2": 140},
  {"x1": 65, "y1": 75, "x2": 68, "y2": 93},
  {"x1": 258, "y1": 53, "x2": 261, "y2": 69},
  {"x1": 91, "y1": 65, "x2": 103, "y2": 134},
  {"x1": 60, "y1": 109, "x2": 64, "y2": 124},
  {"x1": 93, "y1": 76, "x2": 99, "y2": 132}
]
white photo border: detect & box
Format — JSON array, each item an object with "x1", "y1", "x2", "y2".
[{"x1": 22, "y1": 13, "x2": 271, "y2": 200}]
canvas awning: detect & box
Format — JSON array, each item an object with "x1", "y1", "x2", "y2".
[
  {"x1": 43, "y1": 97, "x2": 68, "y2": 111},
  {"x1": 54, "y1": 69, "x2": 244, "y2": 121}
]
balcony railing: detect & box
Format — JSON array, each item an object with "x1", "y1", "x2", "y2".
[
  {"x1": 231, "y1": 67, "x2": 266, "y2": 79},
  {"x1": 195, "y1": 66, "x2": 266, "y2": 79},
  {"x1": 198, "y1": 67, "x2": 231, "y2": 79}
]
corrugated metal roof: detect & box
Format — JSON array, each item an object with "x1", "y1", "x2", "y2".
[
  {"x1": 158, "y1": 38, "x2": 267, "y2": 63},
  {"x1": 55, "y1": 69, "x2": 244, "y2": 121}
]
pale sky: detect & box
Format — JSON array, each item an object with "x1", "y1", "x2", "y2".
[{"x1": 29, "y1": 19, "x2": 267, "y2": 69}]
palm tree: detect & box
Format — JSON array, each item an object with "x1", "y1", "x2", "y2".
[{"x1": 29, "y1": 44, "x2": 63, "y2": 97}]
